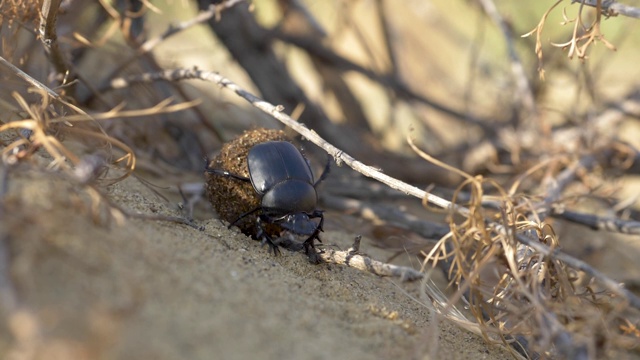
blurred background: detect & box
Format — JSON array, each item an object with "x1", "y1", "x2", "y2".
[
  {"x1": 2, "y1": 0, "x2": 640, "y2": 358},
  {"x1": 4, "y1": 0, "x2": 640, "y2": 184}
]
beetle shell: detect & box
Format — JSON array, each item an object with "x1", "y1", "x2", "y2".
[
  {"x1": 248, "y1": 141, "x2": 314, "y2": 195},
  {"x1": 247, "y1": 141, "x2": 318, "y2": 216},
  {"x1": 260, "y1": 180, "x2": 317, "y2": 218},
  {"x1": 205, "y1": 129, "x2": 288, "y2": 238}
]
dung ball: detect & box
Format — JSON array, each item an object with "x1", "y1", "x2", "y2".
[{"x1": 205, "y1": 128, "x2": 288, "y2": 239}]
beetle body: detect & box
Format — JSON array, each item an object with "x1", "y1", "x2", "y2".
[
  {"x1": 206, "y1": 130, "x2": 327, "y2": 257},
  {"x1": 248, "y1": 142, "x2": 317, "y2": 220}
]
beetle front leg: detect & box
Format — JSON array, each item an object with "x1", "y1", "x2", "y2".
[
  {"x1": 303, "y1": 211, "x2": 324, "y2": 260},
  {"x1": 256, "y1": 215, "x2": 281, "y2": 256}
]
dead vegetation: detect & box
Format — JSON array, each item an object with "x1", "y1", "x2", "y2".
[{"x1": 2, "y1": 0, "x2": 640, "y2": 359}]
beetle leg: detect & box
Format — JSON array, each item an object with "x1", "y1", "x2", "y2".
[
  {"x1": 228, "y1": 206, "x2": 261, "y2": 229},
  {"x1": 256, "y1": 215, "x2": 281, "y2": 256},
  {"x1": 310, "y1": 210, "x2": 325, "y2": 232},
  {"x1": 205, "y1": 167, "x2": 251, "y2": 182},
  {"x1": 303, "y1": 211, "x2": 324, "y2": 256}
]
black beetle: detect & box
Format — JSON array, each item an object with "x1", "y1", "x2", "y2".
[{"x1": 207, "y1": 141, "x2": 329, "y2": 255}]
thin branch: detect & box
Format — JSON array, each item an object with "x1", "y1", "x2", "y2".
[
  {"x1": 0, "y1": 55, "x2": 88, "y2": 117},
  {"x1": 51, "y1": 98, "x2": 200, "y2": 123},
  {"x1": 106, "y1": 68, "x2": 456, "y2": 210},
  {"x1": 106, "y1": 2, "x2": 244, "y2": 80},
  {"x1": 477, "y1": 0, "x2": 536, "y2": 117},
  {"x1": 554, "y1": 209, "x2": 640, "y2": 235},
  {"x1": 321, "y1": 193, "x2": 450, "y2": 240},
  {"x1": 575, "y1": 0, "x2": 640, "y2": 19},
  {"x1": 538, "y1": 155, "x2": 596, "y2": 219},
  {"x1": 514, "y1": 230, "x2": 640, "y2": 310},
  {"x1": 318, "y1": 236, "x2": 424, "y2": 281},
  {"x1": 0, "y1": 56, "x2": 60, "y2": 99},
  {"x1": 375, "y1": 0, "x2": 399, "y2": 77},
  {"x1": 39, "y1": 0, "x2": 70, "y2": 80}
]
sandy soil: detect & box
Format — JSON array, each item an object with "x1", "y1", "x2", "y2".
[{"x1": 0, "y1": 164, "x2": 514, "y2": 360}]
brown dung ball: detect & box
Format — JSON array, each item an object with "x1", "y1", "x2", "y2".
[{"x1": 205, "y1": 128, "x2": 288, "y2": 239}]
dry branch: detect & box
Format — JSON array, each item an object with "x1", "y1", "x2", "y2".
[
  {"x1": 0, "y1": 56, "x2": 60, "y2": 100},
  {"x1": 577, "y1": 0, "x2": 640, "y2": 18},
  {"x1": 0, "y1": 55, "x2": 87, "y2": 117},
  {"x1": 555, "y1": 209, "x2": 640, "y2": 235},
  {"x1": 321, "y1": 193, "x2": 450, "y2": 240},
  {"x1": 39, "y1": 0, "x2": 69, "y2": 80},
  {"x1": 318, "y1": 235, "x2": 423, "y2": 281},
  {"x1": 514, "y1": 230, "x2": 640, "y2": 310},
  {"x1": 106, "y1": 1, "x2": 245, "y2": 81},
  {"x1": 106, "y1": 68, "x2": 456, "y2": 208},
  {"x1": 477, "y1": 0, "x2": 536, "y2": 117}
]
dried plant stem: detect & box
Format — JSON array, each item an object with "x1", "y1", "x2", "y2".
[
  {"x1": 538, "y1": 155, "x2": 596, "y2": 219},
  {"x1": 318, "y1": 236, "x2": 423, "y2": 281},
  {"x1": 106, "y1": 2, "x2": 244, "y2": 80},
  {"x1": 576, "y1": 0, "x2": 640, "y2": 18},
  {"x1": 514, "y1": 231, "x2": 640, "y2": 309},
  {"x1": 107, "y1": 69, "x2": 455, "y2": 210},
  {"x1": 0, "y1": 56, "x2": 87, "y2": 116},
  {"x1": 477, "y1": 0, "x2": 536, "y2": 117},
  {"x1": 39, "y1": 0, "x2": 69, "y2": 79},
  {"x1": 555, "y1": 210, "x2": 640, "y2": 235},
  {"x1": 321, "y1": 193, "x2": 450, "y2": 240},
  {"x1": 0, "y1": 56, "x2": 60, "y2": 99}
]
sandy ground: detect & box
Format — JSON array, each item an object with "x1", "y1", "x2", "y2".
[{"x1": 0, "y1": 163, "x2": 515, "y2": 360}]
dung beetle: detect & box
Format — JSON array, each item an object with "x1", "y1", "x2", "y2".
[{"x1": 207, "y1": 141, "x2": 329, "y2": 255}]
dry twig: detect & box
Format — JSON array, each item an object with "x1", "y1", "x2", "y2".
[
  {"x1": 318, "y1": 235, "x2": 423, "y2": 281},
  {"x1": 555, "y1": 209, "x2": 640, "y2": 234},
  {"x1": 524, "y1": 0, "x2": 618, "y2": 77},
  {"x1": 105, "y1": 1, "x2": 246, "y2": 82},
  {"x1": 477, "y1": 0, "x2": 536, "y2": 116},
  {"x1": 577, "y1": 0, "x2": 640, "y2": 18},
  {"x1": 39, "y1": 0, "x2": 69, "y2": 81}
]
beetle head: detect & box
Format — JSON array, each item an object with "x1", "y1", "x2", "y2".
[{"x1": 278, "y1": 213, "x2": 318, "y2": 236}]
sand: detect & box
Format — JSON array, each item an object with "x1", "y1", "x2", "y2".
[{"x1": 0, "y1": 165, "x2": 513, "y2": 359}]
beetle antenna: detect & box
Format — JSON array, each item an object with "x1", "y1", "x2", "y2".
[{"x1": 206, "y1": 167, "x2": 251, "y2": 182}]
